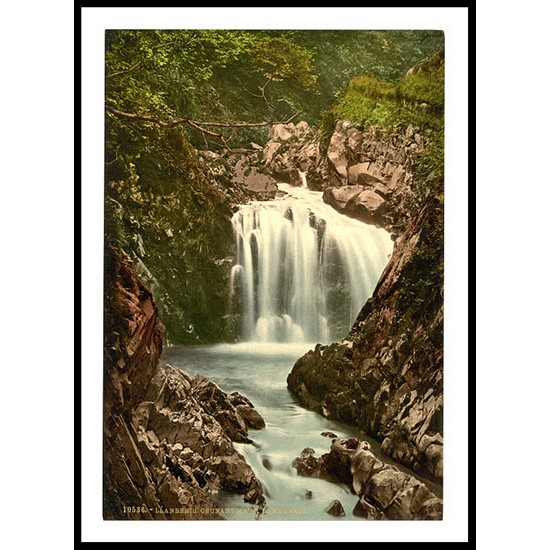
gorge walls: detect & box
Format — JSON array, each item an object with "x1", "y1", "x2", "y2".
[{"x1": 103, "y1": 244, "x2": 264, "y2": 519}]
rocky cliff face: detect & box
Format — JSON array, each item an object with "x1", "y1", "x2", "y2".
[
  {"x1": 287, "y1": 181, "x2": 443, "y2": 483},
  {"x1": 259, "y1": 121, "x2": 429, "y2": 236},
  {"x1": 103, "y1": 244, "x2": 264, "y2": 520}
]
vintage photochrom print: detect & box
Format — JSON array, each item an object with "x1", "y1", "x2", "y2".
[{"x1": 103, "y1": 29, "x2": 444, "y2": 521}]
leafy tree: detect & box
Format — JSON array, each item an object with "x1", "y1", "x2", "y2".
[{"x1": 245, "y1": 36, "x2": 317, "y2": 116}]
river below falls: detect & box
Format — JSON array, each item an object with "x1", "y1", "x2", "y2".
[{"x1": 161, "y1": 342, "x2": 442, "y2": 521}]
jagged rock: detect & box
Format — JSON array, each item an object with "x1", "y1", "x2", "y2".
[
  {"x1": 269, "y1": 123, "x2": 294, "y2": 141},
  {"x1": 347, "y1": 162, "x2": 386, "y2": 186},
  {"x1": 325, "y1": 500, "x2": 346, "y2": 517},
  {"x1": 327, "y1": 122, "x2": 349, "y2": 179},
  {"x1": 257, "y1": 118, "x2": 427, "y2": 223},
  {"x1": 353, "y1": 497, "x2": 387, "y2": 520},
  {"x1": 292, "y1": 448, "x2": 325, "y2": 479},
  {"x1": 228, "y1": 392, "x2": 266, "y2": 430},
  {"x1": 228, "y1": 391, "x2": 254, "y2": 408},
  {"x1": 258, "y1": 120, "x2": 427, "y2": 234},
  {"x1": 191, "y1": 376, "x2": 250, "y2": 443},
  {"x1": 261, "y1": 121, "x2": 316, "y2": 186},
  {"x1": 263, "y1": 141, "x2": 282, "y2": 164},
  {"x1": 293, "y1": 438, "x2": 442, "y2": 520},
  {"x1": 235, "y1": 405, "x2": 266, "y2": 430},
  {"x1": 103, "y1": 245, "x2": 265, "y2": 520}
]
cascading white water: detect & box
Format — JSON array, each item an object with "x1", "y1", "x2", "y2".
[{"x1": 231, "y1": 183, "x2": 394, "y2": 343}]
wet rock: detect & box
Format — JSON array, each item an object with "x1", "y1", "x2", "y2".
[
  {"x1": 293, "y1": 437, "x2": 442, "y2": 520},
  {"x1": 305, "y1": 490, "x2": 313, "y2": 500},
  {"x1": 235, "y1": 405, "x2": 266, "y2": 430},
  {"x1": 229, "y1": 391, "x2": 254, "y2": 408},
  {"x1": 321, "y1": 431, "x2": 338, "y2": 439},
  {"x1": 229, "y1": 392, "x2": 266, "y2": 429},
  {"x1": 325, "y1": 500, "x2": 346, "y2": 517},
  {"x1": 292, "y1": 447, "x2": 324, "y2": 479},
  {"x1": 353, "y1": 497, "x2": 387, "y2": 520},
  {"x1": 191, "y1": 376, "x2": 250, "y2": 443}
]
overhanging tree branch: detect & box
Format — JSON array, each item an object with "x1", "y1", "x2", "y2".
[
  {"x1": 247, "y1": 77, "x2": 275, "y2": 113},
  {"x1": 105, "y1": 105, "x2": 299, "y2": 152}
]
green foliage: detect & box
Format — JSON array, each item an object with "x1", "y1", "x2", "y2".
[
  {"x1": 105, "y1": 114, "x2": 237, "y2": 343},
  {"x1": 329, "y1": 45, "x2": 445, "y2": 204},
  {"x1": 105, "y1": 30, "x2": 444, "y2": 149},
  {"x1": 331, "y1": 45, "x2": 444, "y2": 132},
  {"x1": 397, "y1": 46, "x2": 444, "y2": 110},
  {"x1": 250, "y1": 37, "x2": 317, "y2": 89}
]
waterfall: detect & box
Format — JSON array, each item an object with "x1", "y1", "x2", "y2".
[{"x1": 231, "y1": 184, "x2": 393, "y2": 343}]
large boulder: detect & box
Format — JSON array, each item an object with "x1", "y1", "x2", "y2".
[
  {"x1": 344, "y1": 188, "x2": 389, "y2": 227},
  {"x1": 229, "y1": 392, "x2": 266, "y2": 430},
  {"x1": 293, "y1": 438, "x2": 442, "y2": 521},
  {"x1": 322, "y1": 185, "x2": 364, "y2": 211}
]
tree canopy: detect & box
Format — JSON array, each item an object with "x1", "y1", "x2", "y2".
[{"x1": 105, "y1": 29, "x2": 443, "y2": 149}]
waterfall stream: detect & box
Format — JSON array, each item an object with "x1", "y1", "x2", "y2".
[
  {"x1": 164, "y1": 183, "x2": 403, "y2": 520},
  {"x1": 230, "y1": 183, "x2": 394, "y2": 343}
]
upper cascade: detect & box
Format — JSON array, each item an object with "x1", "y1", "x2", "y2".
[{"x1": 231, "y1": 184, "x2": 394, "y2": 343}]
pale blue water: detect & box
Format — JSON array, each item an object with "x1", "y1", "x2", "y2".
[{"x1": 161, "y1": 342, "x2": 439, "y2": 521}]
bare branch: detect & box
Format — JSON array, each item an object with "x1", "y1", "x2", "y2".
[
  {"x1": 105, "y1": 105, "x2": 300, "y2": 152},
  {"x1": 106, "y1": 60, "x2": 145, "y2": 80},
  {"x1": 106, "y1": 106, "x2": 299, "y2": 129},
  {"x1": 105, "y1": 105, "x2": 187, "y2": 127}
]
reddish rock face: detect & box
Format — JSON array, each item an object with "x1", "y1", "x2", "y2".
[{"x1": 103, "y1": 245, "x2": 264, "y2": 520}]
